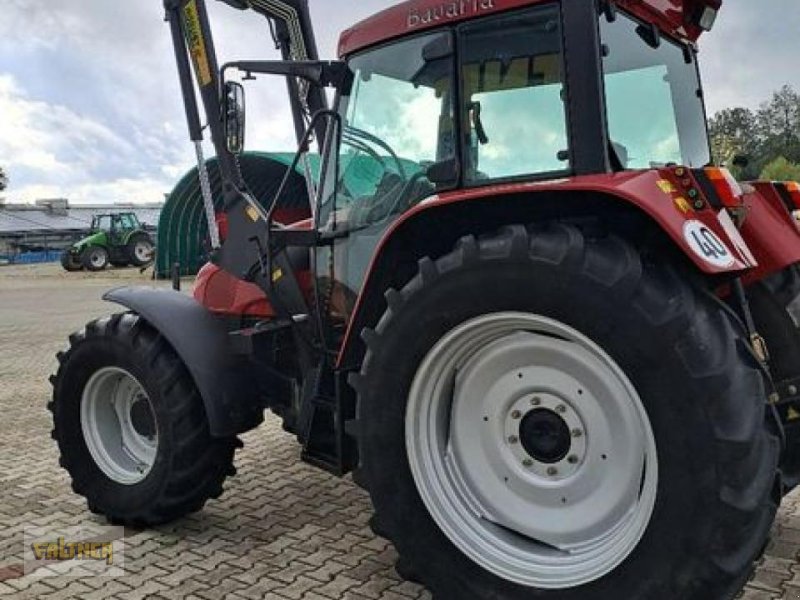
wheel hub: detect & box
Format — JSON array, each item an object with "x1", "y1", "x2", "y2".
[
  {"x1": 519, "y1": 408, "x2": 571, "y2": 464},
  {"x1": 130, "y1": 395, "x2": 156, "y2": 439},
  {"x1": 504, "y1": 393, "x2": 587, "y2": 480}
]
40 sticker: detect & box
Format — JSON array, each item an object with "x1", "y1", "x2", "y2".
[{"x1": 683, "y1": 220, "x2": 736, "y2": 268}]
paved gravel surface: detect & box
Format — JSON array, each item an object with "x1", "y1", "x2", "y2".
[{"x1": 0, "y1": 263, "x2": 799, "y2": 599}]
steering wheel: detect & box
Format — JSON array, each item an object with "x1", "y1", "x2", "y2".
[{"x1": 344, "y1": 126, "x2": 408, "y2": 183}]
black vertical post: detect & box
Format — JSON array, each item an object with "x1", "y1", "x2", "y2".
[
  {"x1": 561, "y1": 0, "x2": 611, "y2": 175},
  {"x1": 172, "y1": 263, "x2": 182, "y2": 292},
  {"x1": 166, "y1": 3, "x2": 203, "y2": 142}
]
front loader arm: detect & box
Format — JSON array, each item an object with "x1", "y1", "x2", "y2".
[
  {"x1": 163, "y1": 0, "x2": 322, "y2": 271},
  {"x1": 163, "y1": 0, "x2": 332, "y2": 362}
]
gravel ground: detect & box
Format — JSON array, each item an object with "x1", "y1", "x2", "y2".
[{"x1": 0, "y1": 263, "x2": 798, "y2": 599}]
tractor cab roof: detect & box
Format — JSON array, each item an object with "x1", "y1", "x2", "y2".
[{"x1": 338, "y1": 0, "x2": 722, "y2": 57}]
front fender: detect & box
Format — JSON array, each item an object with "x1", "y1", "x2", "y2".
[{"x1": 104, "y1": 287, "x2": 264, "y2": 437}]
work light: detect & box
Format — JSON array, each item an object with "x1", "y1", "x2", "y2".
[{"x1": 696, "y1": 5, "x2": 718, "y2": 31}]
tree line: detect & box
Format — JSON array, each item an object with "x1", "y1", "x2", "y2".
[{"x1": 710, "y1": 84, "x2": 800, "y2": 181}]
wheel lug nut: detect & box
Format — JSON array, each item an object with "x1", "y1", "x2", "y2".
[
  {"x1": 508, "y1": 435, "x2": 519, "y2": 444},
  {"x1": 567, "y1": 455, "x2": 579, "y2": 464},
  {"x1": 572, "y1": 429, "x2": 583, "y2": 438},
  {"x1": 531, "y1": 397, "x2": 541, "y2": 406},
  {"x1": 522, "y1": 458, "x2": 533, "y2": 467},
  {"x1": 547, "y1": 467, "x2": 558, "y2": 476},
  {"x1": 511, "y1": 410, "x2": 522, "y2": 420}
]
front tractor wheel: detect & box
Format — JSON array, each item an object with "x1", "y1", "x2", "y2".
[
  {"x1": 353, "y1": 225, "x2": 779, "y2": 600},
  {"x1": 60, "y1": 251, "x2": 82, "y2": 272},
  {"x1": 49, "y1": 314, "x2": 240, "y2": 526},
  {"x1": 81, "y1": 246, "x2": 109, "y2": 271}
]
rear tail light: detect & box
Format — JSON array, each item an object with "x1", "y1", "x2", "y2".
[
  {"x1": 704, "y1": 167, "x2": 743, "y2": 209},
  {"x1": 784, "y1": 182, "x2": 800, "y2": 209}
]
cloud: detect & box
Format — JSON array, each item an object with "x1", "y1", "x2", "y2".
[
  {"x1": 0, "y1": 73, "x2": 179, "y2": 204},
  {"x1": 699, "y1": 1, "x2": 800, "y2": 115}
]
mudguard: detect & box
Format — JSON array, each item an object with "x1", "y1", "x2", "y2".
[{"x1": 104, "y1": 286, "x2": 264, "y2": 437}]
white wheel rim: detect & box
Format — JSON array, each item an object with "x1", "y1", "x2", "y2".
[
  {"x1": 406, "y1": 312, "x2": 658, "y2": 589},
  {"x1": 81, "y1": 367, "x2": 158, "y2": 485},
  {"x1": 134, "y1": 241, "x2": 152, "y2": 262},
  {"x1": 90, "y1": 251, "x2": 106, "y2": 268}
]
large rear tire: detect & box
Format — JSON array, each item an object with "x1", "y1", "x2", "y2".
[
  {"x1": 127, "y1": 233, "x2": 154, "y2": 267},
  {"x1": 49, "y1": 313, "x2": 240, "y2": 526},
  {"x1": 352, "y1": 224, "x2": 779, "y2": 600}
]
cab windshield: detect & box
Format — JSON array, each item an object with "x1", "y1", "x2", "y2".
[
  {"x1": 601, "y1": 11, "x2": 711, "y2": 169},
  {"x1": 320, "y1": 32, "x2": 455, "y2": 232}
]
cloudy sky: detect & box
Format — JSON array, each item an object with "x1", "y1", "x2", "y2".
[{"x1": 0, "y1": 0, "x2": 797, "y2": 205}]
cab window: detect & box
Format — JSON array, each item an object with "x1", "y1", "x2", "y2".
[
  {"x1": 460, "y1": 5, "x2": 569, "y2": 182},
  {"x1": 324, "y1": 32, "x2": 456, "y2": 232}
]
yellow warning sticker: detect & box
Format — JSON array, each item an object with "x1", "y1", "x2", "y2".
[
  {"x1": 183, "y1": 0, "x2": 213, "y2": 87},
  {"x1": 245, "y1": 206, "x2": 260, "y2": 222},
  {"x1": 657, "y1": 179, "x2": 677, "y2": 194},
  {"x1": 788, "y1": 407, "x2": 800, "y2": 422}
]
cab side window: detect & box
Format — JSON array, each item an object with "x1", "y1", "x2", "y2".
[{"x1": 460, "y1": 5, "x2": 569, "y2": 182}]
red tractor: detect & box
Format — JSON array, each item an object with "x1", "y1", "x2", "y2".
[{"x1": 49, "y1": 0, "x2": 800, "y2": 598}]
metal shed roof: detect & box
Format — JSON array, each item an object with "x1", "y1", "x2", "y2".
[{"x1": 0, "y1": 205, "x2": 162, "y2": 235}]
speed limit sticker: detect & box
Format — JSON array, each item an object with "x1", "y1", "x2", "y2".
[{"x1": 683, "y1": 220, "x2": 736, "y2": 268}]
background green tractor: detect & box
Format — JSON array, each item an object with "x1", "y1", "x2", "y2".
[{"x1": 61, "y1": 213, "x2": 155, "y2": 272}]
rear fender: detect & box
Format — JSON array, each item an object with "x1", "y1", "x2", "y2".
[
  {"x1": 336, "y1": 170, "x2": 763, "y2": 367},
  {"x1": 104, "y1": 287, "x2": 264, "y2": 437},
  {"x1": 740, "y1": 182, "x2": 800, "y2": 285}
]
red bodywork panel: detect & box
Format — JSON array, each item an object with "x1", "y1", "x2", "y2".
[
  {"x1": 338, "y1": 0, "x2": 720, "y2": 56},
  {"x1": 194, "y1": 262, "x2": 275, "y2": 318},
  {"x1": 741, "y1": 182, "x2": 800, "y2": 285},
  {"x1": 194, "y1": 217, "x2": 314, "y2": 319}
]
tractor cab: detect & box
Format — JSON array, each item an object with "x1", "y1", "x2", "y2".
[
  {"x1": 91, "y1": 213, "x2": 142, "y2": 242},
  {"x1": 208, "y1": 0, "x2": 738, "y2": 320}
]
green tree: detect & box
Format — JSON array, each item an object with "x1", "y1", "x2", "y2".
[
  {"x1": 709, "y1": 107, "x2": 759, "y2": 179},
  {"x1": 756, "y1": 85, "x2": 800, "y2": 165},
  {"x1": 760, "y1": 156, "x2": 800, "y2": 182},
  {"x1": 0, "y1": 166, "x2": 7, "y2": 192}
]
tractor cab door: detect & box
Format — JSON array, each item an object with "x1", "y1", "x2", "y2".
[
  {"x1": 109, "y1": 215, "x2": 127, "y2": 245},
  {"x1": 314, "y1": 31, "x2": 458, "y2": 332}
]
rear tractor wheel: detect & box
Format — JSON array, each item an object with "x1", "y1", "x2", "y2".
[
  {"x1": 81, "y1": 246, "x2": 109, "y2": 272},
  {"x1": 353, "y1": 224, "x2": 779, "y2": 600},
  {"x1": 49, "y1": 314, "x2": 241, "y2": 526},
  {"x1": 127, "y1": 234, "x2": 154, "y2": 268}
]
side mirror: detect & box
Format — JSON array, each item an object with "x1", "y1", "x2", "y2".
[{"x1": 223, "y1": 82, "x2": 246, "y2": 155}]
